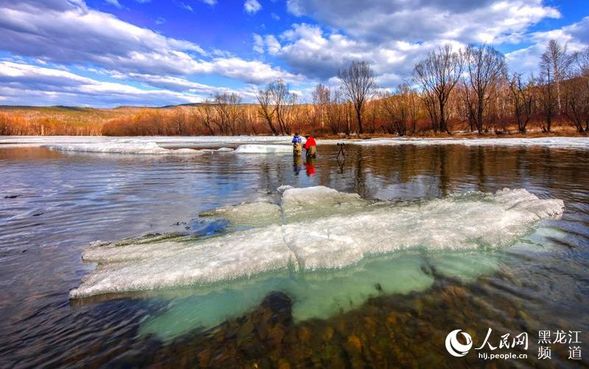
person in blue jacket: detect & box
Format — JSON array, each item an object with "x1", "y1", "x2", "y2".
[{"x1": 292, "y1": 132, "x2": 303, "y2": 155}]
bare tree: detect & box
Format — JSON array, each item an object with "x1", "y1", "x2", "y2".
[
  {"x1": 213, "y1": 93, "x2": 241, "y2": 135},
  {"x1": 270, "y1": 80, "x2": 292, "y2": 135},
  {"x1": 564, "y1": 47, "x2": 589, "y2": 133},
  {"x1": 312, "y1": 84, "x2": 330, "y2": 129},
  {"x1": 541, "y1": 40, "x2": 574, "y2": 113},
  {"x1": 198, "y1": 101, "x2": 217, "y2": 135},
  {"x1": 463, "y1": 45, "x2": 507, "y2": 133},
  {"x1": 564, "y1": 77, "x2": 589, "y2": 133},
  {"x1": 338, "y1": 61, "x2": 375, "y2": 134},
  {"x1": 401, "y1": 83, "x2": 420, "y2": 134},
  {"x1": 539, "y1": 59, "x2": 557, "y2": 132},
  {"x1": 414, "y1": 45, "x2": 463, "y2": 133},
  {"x1": 578, "y1": 47, "x2": 589, "y2": 77},
  {"x1": 508, "y1": 73, "x2": 535, "y2": 133},
  {"x1": 381, "y1": 84, "x2": 418, "y2": 136},
  {"x1": 257, "y1": 85, "x2": 278, "y2": 135},
  {"x1": 326, "y1": 89, "x2": 347, "y2": 134},
  {"x1": 256, "y1": 80, "x2": 295, "y2": 135}
]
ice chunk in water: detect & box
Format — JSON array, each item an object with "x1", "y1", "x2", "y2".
[
  {"x1": 234, "y1": 144, "x2": 292, "y2": 154},
  {"x1": 70, "y1": 186, "x2": 564, "y2": 299},
  {"x1": 281, "y1": 186, "x2": 370, "y2": 223},
  {"x1": 71, "y1": 225, "x2": 297, "y2": 298},
  {"x1": 45, "y1": 140, "x2": 208, "y2": 155}
]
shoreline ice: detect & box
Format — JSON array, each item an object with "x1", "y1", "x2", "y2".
[
  {"x1": 325, "y1": 136, "x2": 589, "y2": 149},
  {"x1": 1, "y1": 136, "x2": 587, "y2": 153}
]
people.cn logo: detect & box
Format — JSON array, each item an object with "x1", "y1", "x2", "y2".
[{"x1": 445, "y1": 329, "x2": 473, "y2": 357}]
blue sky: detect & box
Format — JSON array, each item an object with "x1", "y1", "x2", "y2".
[{"x1": 0, "y1": 0, "x2": 587, "y2": 107}]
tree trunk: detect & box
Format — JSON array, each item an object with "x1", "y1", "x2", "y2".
[{"x1": 355, "y1": 105, "x2": 363, "y2": 134}]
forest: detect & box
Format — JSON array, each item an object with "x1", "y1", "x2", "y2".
[{"x1": 1, "y1": 40, "x2": 588, "y2": 137}]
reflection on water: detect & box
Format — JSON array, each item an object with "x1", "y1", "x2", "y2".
[{"x1": 0, "y1": 144, "x2": 588, "y2": 368}]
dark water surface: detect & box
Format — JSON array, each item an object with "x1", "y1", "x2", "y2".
[{"x1": 0, "y1": 144, "x2": 588, "y2": 368}]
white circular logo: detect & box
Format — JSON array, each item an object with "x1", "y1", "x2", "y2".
[{"x1": 445, "y1": 329, "x2": 473, "y2": 357}]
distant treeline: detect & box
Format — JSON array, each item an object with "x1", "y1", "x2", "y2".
[{"x1": 1, "y1": 40, "x2": 588, "y2": 136}]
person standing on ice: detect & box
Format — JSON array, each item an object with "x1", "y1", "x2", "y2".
[
  {"x1": 304, "y1": 134, "x2": 317, "y2": 158},
  {"x1": 292, "y1": 132, "x2": 303, "y2": 156}
]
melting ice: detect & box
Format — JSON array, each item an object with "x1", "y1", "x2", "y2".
[
  {"x1": 71, "y1": 186, "x2": 564, "y2": 299},
  {"x1": 45, "y1": 140, "x2": 233, "y2": 155}
]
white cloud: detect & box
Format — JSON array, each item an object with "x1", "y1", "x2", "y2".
[
  {"x1": 256, "y1": 0, "x2": 562, "y2": 86},
  {"x1": 0, "y1": 0, "x2": 582, "y2": 106},
  {"x1": 178, "y1": 2, "x2": 193, "y2": 12},
  {"x1": 253, "y1": 34, "x2": 265, "y2": 53},
  {"x1": 0, "y1": 61, "x2": 205, "y2": 106},
  {"x1": 244, "y1": 0, "x2": 261, "y2": 14},
  {"x1": 286, "y1": 0, "x2": 559, "y2": 44},
  {"x1": 260, "y1": 23, "x2": 463, "y2": 86},
  {"x1": 506, "y1": 16, "x2": 589, "y2": 76},
  {"x1": 0, "y1": 1, "x2": 296, "y2": 85},
  {"x1": 105, "y1": 0, "x2": 122, "y2": 8},
  {"x1": 0, "y1": 2, "x2": 205, "y2": 73}
]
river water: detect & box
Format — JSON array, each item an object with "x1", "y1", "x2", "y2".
[{"x1": 0, "y1": 137, "x2": 588, "y2": 368}]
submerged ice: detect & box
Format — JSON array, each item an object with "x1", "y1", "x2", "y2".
[{"x1": 70, "y1": 186, "x2": 564, "y2": 299}]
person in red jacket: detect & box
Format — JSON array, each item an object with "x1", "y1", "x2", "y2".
[{"x1": 304, "y1": 134, "x2": 317, "y2": 158}]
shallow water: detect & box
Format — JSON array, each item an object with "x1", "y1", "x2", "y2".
[{"x1": 0, "y1": 139, "x2": 588, "y2": 368}]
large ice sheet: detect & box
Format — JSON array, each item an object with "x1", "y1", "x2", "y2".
[
  {"x1": 70, "y1": 186, "x2": 564, "y2": 299},
  {"x1": 45, "y1": 140, "x2": 233, "y2": 155}
]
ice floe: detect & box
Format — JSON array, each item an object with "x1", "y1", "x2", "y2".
[
  {"x1": 70, "y1": 186, "x2": 564, "y2": 299},
  {"x1": 45, "y1": 140, "x2": 207, "y2": 155},
  {"x1": 234, "y1": 144, "x2": 293, "y2": 154}
]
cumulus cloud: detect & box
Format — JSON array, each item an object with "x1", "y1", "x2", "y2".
[
  {"x1": 0, "y1": 0, "x2": 582, "y2": 105},
  {"x1": 252, "y1": 0, "x2": 562, "y2": 87},
  {"x1": 0, "y1": 0, "x2": 293, "y2": 84},
  {"x1": 286, "y1": 0, "x2": 559, "y2": 44},
  {"x1": 506, "y1": 16, "x2": 589, "y2": 76},
  {"x1": 0, "y1": 1, "x2": 204, "y2": 72},
  {"x1": 0, "y1": 61, "x2": 205, "y2": 106},
  {"x1": 244, "y1": 0, "x2": 261, "y2": 14},
  {"x1": 259, "y1": 23, "x2": 463, "y2": 85}
]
